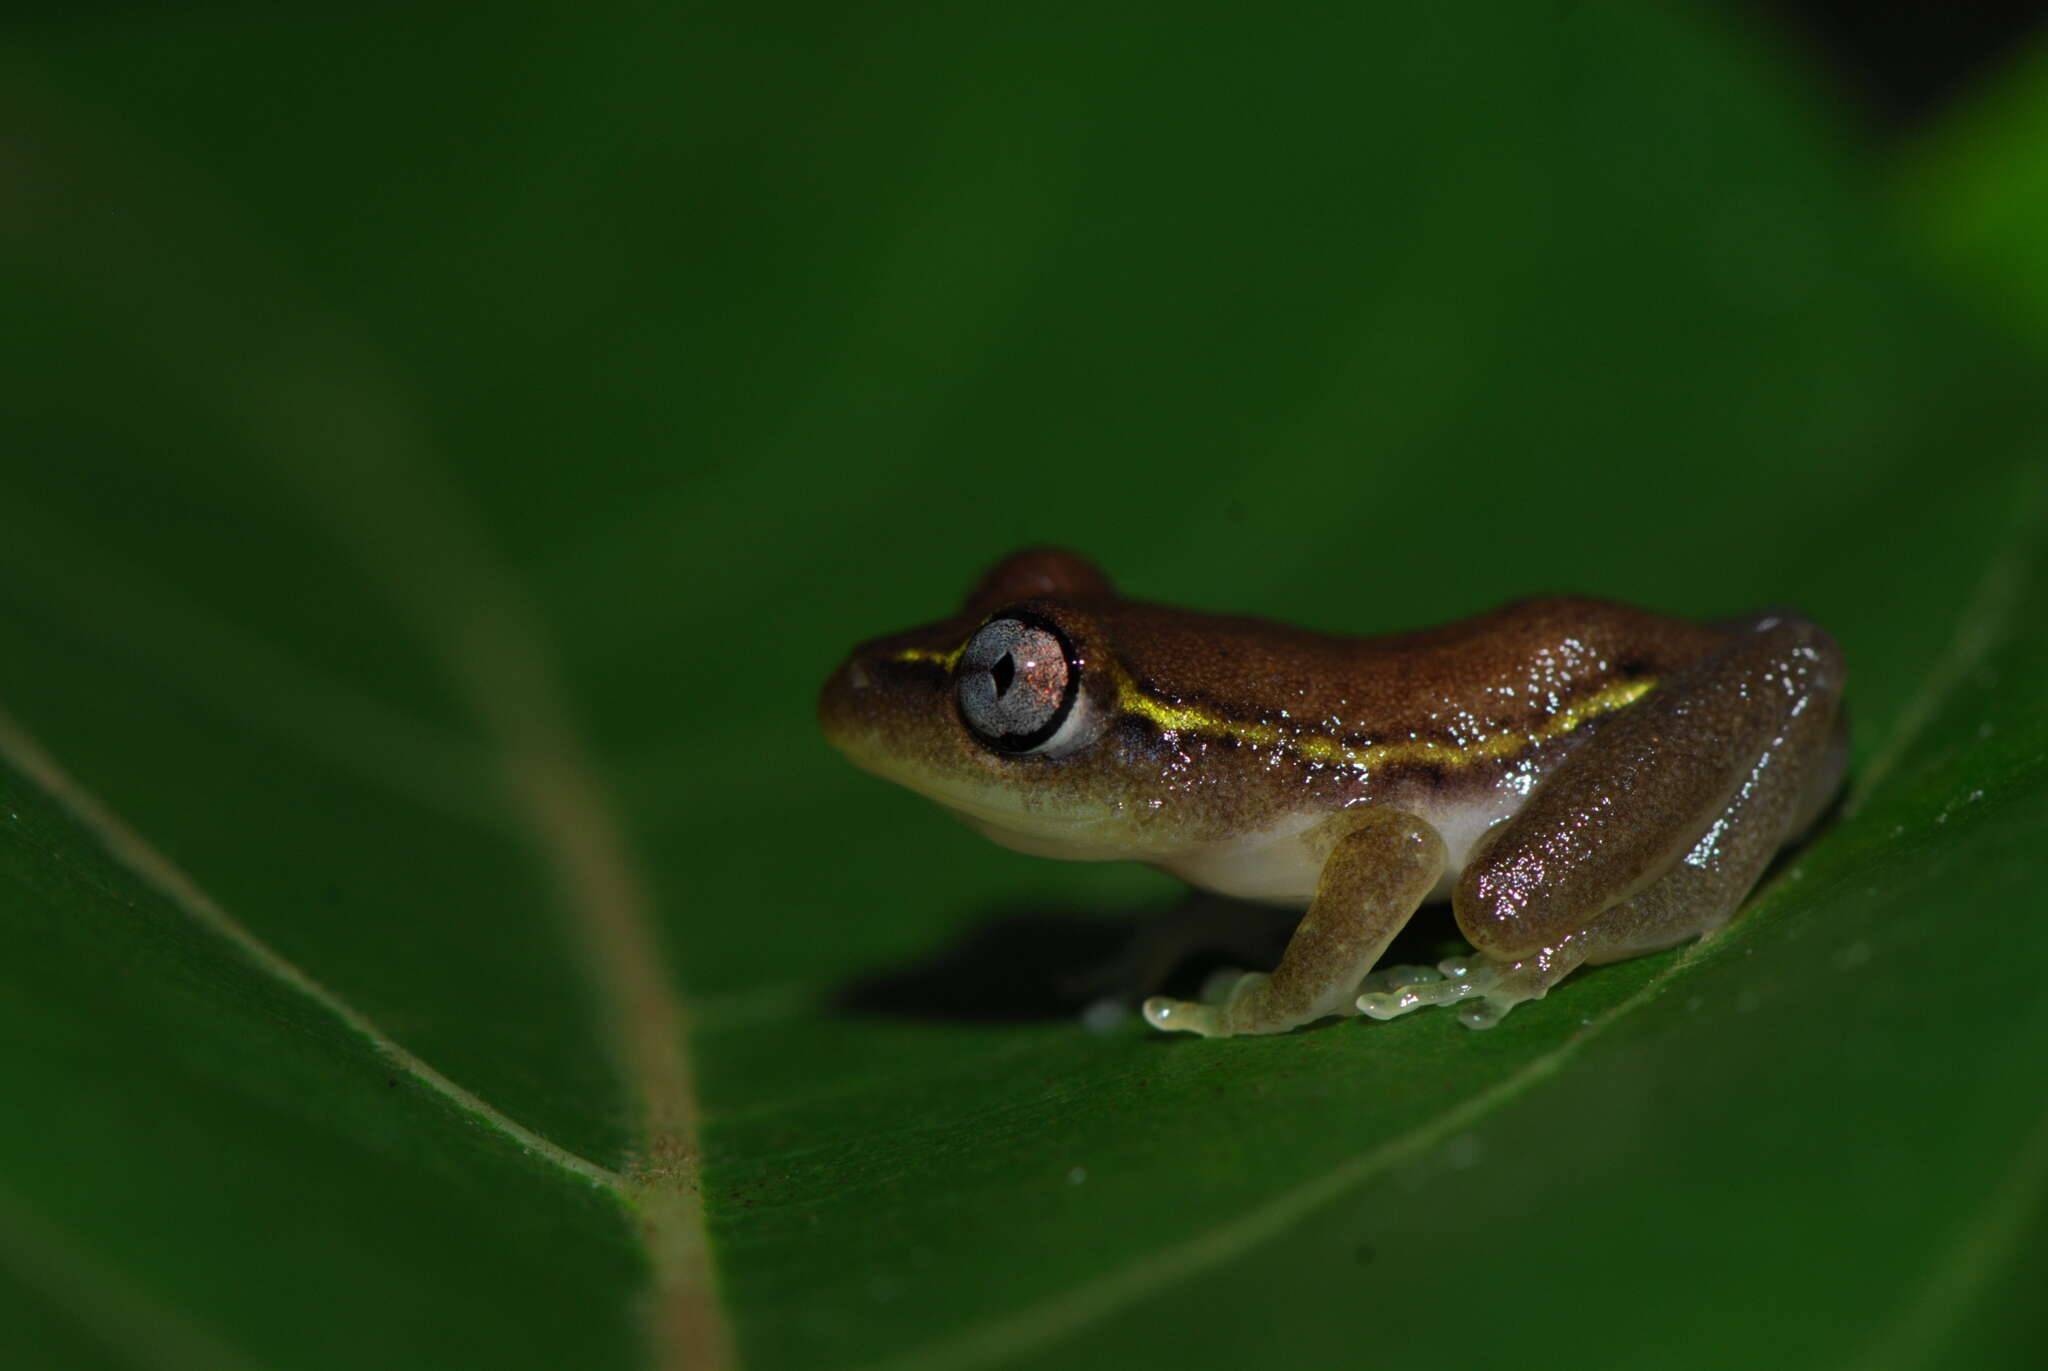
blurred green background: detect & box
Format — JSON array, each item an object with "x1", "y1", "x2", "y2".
[{"x1": 3, "y1": 3, "x2": 2046, "y2": 1369}]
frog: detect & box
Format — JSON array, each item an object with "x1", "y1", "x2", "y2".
[{"x1": 817, "y1": 547, "x2": 1847, "y2": 1038}]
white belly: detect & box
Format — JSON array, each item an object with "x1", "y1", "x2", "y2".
[{"x1": 1156, "y1": 792, "x2": 1526, "y2": 907}]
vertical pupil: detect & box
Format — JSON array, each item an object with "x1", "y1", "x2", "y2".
[{"x1": 991, "y1": 651, "x2": 1016, "y2": 696}]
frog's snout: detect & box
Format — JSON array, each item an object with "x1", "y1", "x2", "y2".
[
  {"x1": 818, "y1": 634, "x2": 969, "y2": 774},
  {"x1": 816, "y1": 658, "x2": 866, "y2": 746},
  {"x1": 817, "y1": 650, "x2": 901, "y2": 753}
]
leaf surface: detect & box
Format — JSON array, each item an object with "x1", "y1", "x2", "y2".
[{"x1": 1, "y1": 4, "x2": 2045, "y2": 1369}]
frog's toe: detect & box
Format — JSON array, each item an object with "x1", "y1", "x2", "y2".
[
  {"x1": 1356, "y1": 956, "x2": 1511, "y2": 1028},
  {"x1": 1141, "y1": 994, "x2": 1219, "y2": 1036},
  {"x1": 1358, "y1": 952, "x2": 1570, "y2": 1029},
  {"x1": 1142, "y1": 969, "x2": 1269, "y2": 1037},
  {"x1": 1196, "y1": 965, "x2": 1258, "y2": 1005}
]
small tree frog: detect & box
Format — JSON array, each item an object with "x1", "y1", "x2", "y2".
[{"x1": 818, "y1": 549, "x2": 1846, "y2": 1037}]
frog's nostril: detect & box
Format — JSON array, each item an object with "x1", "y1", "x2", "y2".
[{"x1": 848, "y1": 661, "x2": 873, "y2": 691}]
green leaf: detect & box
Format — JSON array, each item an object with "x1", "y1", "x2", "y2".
[
  {"x1": 1900, "y1": 38, "x2": 2048, "y2": 365},
  {"x1": 2, "y1": 4, "x2": 2045, "y2": 1370}
]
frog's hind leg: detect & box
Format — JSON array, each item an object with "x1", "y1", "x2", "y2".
[
  {"x1": 1359, "y1": 848, "x2": 1783, "y2": 1029},
  {"x1": 1361, "y1": 614, "x2": 1845, "y2": 1029},
  {"x1": 1144, "y1": 807, "x2": 1445, "y2": 1037}
]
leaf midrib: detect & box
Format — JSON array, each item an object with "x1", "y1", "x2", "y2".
[
  {"x1": 6, "y1": 78, "x2": 733, "y2": 1367},
  {"x1": 0, "y1": 706, "x2": 624, "y2": 1192}
]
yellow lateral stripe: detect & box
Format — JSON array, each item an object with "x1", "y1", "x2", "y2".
[
  {"x1": 891, "y1": 641, "x2": 1654, "y2": 769},
  {"x1": 1113, "y1": 675, "x2": 1655, "y2": 769},
  {"x1": 890, "y1": 645, "x2": 965, "y2": 670}
]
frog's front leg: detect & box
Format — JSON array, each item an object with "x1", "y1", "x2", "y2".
[
  {"x1": 1361, "y1": 614, "x2": 1846, "y2": 1029},
  {"x1": 1144, "y1": 807, "x2": 1446, "y2": 1037}
]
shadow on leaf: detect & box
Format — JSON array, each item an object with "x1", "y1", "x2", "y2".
[{"x1": 830, "y1": 895, "x2": 1468, "y2": 1024}]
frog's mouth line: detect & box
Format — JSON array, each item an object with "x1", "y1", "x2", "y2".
[{"x1": 830, "y1": 735, "x2": 1132, "y2": 845}]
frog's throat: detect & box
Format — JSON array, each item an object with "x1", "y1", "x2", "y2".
[{"x1": 853, "y1": 752, "x2": 1124, "y2": 839}]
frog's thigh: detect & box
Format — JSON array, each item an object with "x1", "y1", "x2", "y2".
[
  {"x1": 1409, "y1": 719, "x2": 1835, "y2": 1028},
  {"x1": 1143, "y1": 807, "x2": 1446, "y2": 1038},
  {"x1": 1395, "y1": 616, "x2": 1845, "y2": 1026},
  {"x1": 1456, "y1": 614, "x2": 1843, "y2": 959}
]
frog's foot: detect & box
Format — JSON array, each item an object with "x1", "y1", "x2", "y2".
[
  {"x1": 1142, "y1": 967, "x2": 1275, "y2": 1038},
  {"x1": 1356, "y1": 952, "x2": 1558, "y2": 1030}
]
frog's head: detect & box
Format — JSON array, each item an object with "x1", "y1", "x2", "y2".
[{"x1": 818, "y1": 548, "x2": 1152, "y2": 861}]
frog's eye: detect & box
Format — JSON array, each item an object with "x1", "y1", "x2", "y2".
[{"x1": 955, "y1": 615, "x2": 1088, "y2": 756}]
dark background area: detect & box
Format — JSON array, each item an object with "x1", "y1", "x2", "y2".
[{"x1": 1765, "y1": 0, "x2": 2046, "y2": 128}]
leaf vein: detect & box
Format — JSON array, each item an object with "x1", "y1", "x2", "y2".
[
  {"x1": 0, "y1": 1182, "x2": 267, "y2": 1371},
  {"x1": 4, "y1": 92, "x2": 733, "y2": 1368},
  {"x1": 1844, "y1": 1097, "x2": 2048, "y2": 1371},
  {"x1": 0, "y1": 706, "x2": 625, "y2": 1194},
  {"x1": 859, "y1": 939, "x2": 1724, "y2": 1371},
  {"x1": 1850, "y1": 466, "x2": 2045, "y2": 810}
]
